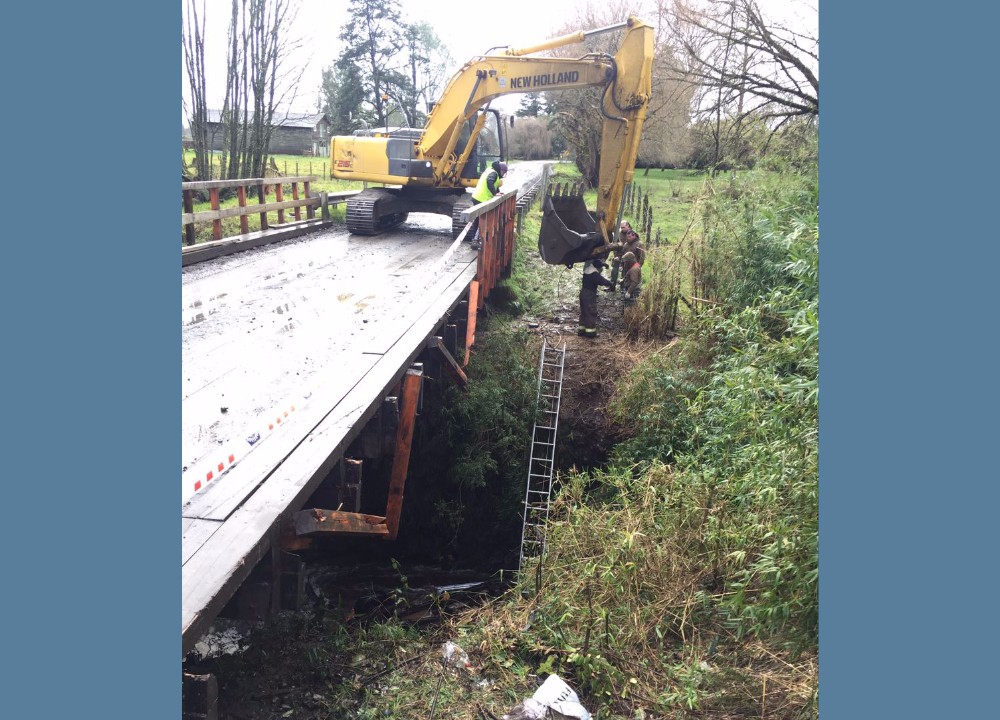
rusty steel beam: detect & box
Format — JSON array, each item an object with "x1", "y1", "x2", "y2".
[{"x1": 294, "y1": 508, "x2": 389, "y2": 537}]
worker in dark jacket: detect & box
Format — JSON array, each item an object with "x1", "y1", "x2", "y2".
[
  {"x1": 611, "y1": 225, "x2": 645, "y2": 289},
  {"x1": 621, "y1": 251, "x2": 642, "y2": 303},
  {"x1": 468, "y1": 160, "x2": 507, "y2": 247},
  {"x1": 621, "y1": 229, "x2": 647, "y2": 267},
  {"x1": 578, "y1": 258, "x2": 614, "y2": 338}
]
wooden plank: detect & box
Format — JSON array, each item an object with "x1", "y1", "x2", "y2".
[
  {"x1": 182, "y1": 518, "x2": 224, "y2": 566},
  {"x1": 183, "y1": 264, "x2": 478, "y2": 651},
  {"x1": 181, "y1": 264, "x2": 475, "y2": 652},
  {"x1": 180, "y1": 221, "x2": 329, "y2": 266},
  {"x1": 384, "y1": 369, "x2": 423, "y2": 539},
  {"x1": 182, "y1": 353, "x2": 380, "y2": 522},
  {"x1": 294, "y1": 509, "x2": 388, "y2": 536},
  {"x1": 182, "y1": 197, "x2": 319, "y2": 226},
  {"x1": 183, "y1": 176, "x2": 317, "y2": 191},
  {"x1": 362, "y1": 258, "x2": 479, "y2": 356},
  {"x1": 431, "y1": 337, "x2": 468, "y2": 389}
]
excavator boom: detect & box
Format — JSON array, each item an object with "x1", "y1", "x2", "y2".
[{"x1": 330, "y1": 17, "x2": 654, "y2": 263}]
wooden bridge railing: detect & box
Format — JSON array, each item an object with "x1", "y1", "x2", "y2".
[{"x1": 181, "y1": 176, "x2": 358, "y2": 246}]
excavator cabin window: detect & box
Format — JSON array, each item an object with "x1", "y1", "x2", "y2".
[{"x1": 458, "y1": 112, "x2": 504, "y2": 179}]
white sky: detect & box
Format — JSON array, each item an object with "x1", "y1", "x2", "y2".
[
  {"x1": 183, "y1": 0, "x2": 816, "y2": 122},
  {"x1": 184, "y1": 0, "x2": 582, "y2": 120}
]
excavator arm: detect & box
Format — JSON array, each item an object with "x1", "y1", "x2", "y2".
[
  {"x1": 420, "y1": 18, "x2": 653, "y2": 260},
  {"x1": 329, "y1": 17, "x2": 653, "y2": 262}
]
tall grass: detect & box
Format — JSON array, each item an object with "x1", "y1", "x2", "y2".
[{"x1": 481, "y1": 167, "x2": 821, "y2": 717}]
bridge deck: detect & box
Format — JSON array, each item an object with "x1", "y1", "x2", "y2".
[{"x1": 181, "y1": 219, "x2": 479, "y2": 651}]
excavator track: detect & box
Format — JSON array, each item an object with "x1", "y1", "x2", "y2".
[{"x1": 346, "y1": 188, "x2": 409, "y2": 235}]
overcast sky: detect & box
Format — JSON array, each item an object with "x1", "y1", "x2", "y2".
[
  {"x1": 183, "y1": 0, "x2": 582, "y2": 120},
  {"x1": 182, "y1": 0, "x2": 816, "y2": 121}
]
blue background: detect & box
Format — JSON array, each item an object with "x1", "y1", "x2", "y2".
[
  {"x1": 1, "y1": 4, "x2": 180, "y2": 717},
  {"x1": 2, "y1": 2, "x2": 998, "y2": 718},
  {"x1": 820, "y1": 1, "x2": 1000, "y2": 717}
]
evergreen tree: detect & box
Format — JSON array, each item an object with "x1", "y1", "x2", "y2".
[
  {"x1": 515, "y1": 92, "x2": 547, "y2": 118},
  {"x1": 337, "y1": 0, "x2": 406, "y2": 127},
  {"x1": 321, "y1": 61, "x2": 373, "y2": 134}
]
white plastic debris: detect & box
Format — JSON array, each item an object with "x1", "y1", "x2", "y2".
[
  {"x1": 442, "y1": 641, "x2": 471, "y2": 670},
  {"x1": 502, "y1": 674, "x2": 592, "y2": 720}
]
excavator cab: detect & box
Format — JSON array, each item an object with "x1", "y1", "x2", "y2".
[{"x1": 538, "y1": 184, "x2": 602, "y2": 265}]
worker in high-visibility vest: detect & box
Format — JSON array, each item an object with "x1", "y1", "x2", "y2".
[{"x1": 468, "y1": 161, "x2": 507, "y2": 248}]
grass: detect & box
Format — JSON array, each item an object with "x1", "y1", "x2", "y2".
[{"x1": 190, "y1": 157, "x2": 819, "y2": 719}]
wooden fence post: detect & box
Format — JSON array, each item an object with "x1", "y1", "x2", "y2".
[
  {"x1": 384, "y1": 368, "x2": 423, "y2": 540},
  {"x1": 258, "y1": 182, "x2": 268, "y2": 231},
  {"x1": 236, "y1": 185, "x2": 249, "y2": 235},
  {"x1": 183, "y1": 190, "x2": 195, "y2": 246},
  {"x1": 210, "y1": 187, "x2": 222, "y2": 241}
]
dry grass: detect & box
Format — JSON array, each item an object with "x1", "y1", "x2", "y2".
[{"x1": 416, "y1": 460, "x2": 818, "y2": 719}]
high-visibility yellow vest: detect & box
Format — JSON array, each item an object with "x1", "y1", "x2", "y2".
[{"x1": 472, "y1": 167, "x2": 502, "y2": 203}]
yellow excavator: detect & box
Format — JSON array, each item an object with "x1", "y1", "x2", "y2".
[{"x1": 329, "y1": 17, "x2": 654, "y2": 266}]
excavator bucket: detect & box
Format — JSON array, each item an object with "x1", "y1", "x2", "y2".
[{"x1": 538, "y1": 183, "x2": 601, "y2": 265}]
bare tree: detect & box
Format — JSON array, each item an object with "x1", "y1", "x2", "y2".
[
  {"x1": 182, "y1": 0, "x2": 210, "y2": 180},
  {"x1": 545, "y1": 1, "x2": 696, "y2": 182},
  {"x1": 220, "y1": 0, "x2": 307, "y2": 179},
  {"x1": 666, "y1": 0, "x2": 818, "y2": 126}
]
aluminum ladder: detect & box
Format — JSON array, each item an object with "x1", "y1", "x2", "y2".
[{"x1": 518, "y1": 338, "x2": 567, "y2": 571}]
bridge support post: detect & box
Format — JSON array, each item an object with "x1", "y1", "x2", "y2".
[
  {"x1": 464, "y1": 282, "x2": 479, "y2": 367},
  {"x1": 384, "y1": 368, "x2": 423, "y2": 539},
  {"x1": 182, "y1": 672, "x2": 218, "y2": 720}
]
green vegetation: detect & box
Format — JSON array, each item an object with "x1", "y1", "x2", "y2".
[
  {"x1": 201, "y1": 156, "x2": 819, "y2": 719},
  {"x1": 447, "y1": 165, "x2": 820, "y2": 718},
  {"x1": 401, "y1": 318, "x2": 540, "y2": 562}
]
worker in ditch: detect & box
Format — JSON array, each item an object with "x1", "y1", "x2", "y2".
[
  {"x1": 468, "y1": 161, "x2": 507, "y2": 248},
  {"x1": 578, "y1": 257, "x2": 614, "y2": 338},
  {"x1": 621, "y1": 251, "x2": 642, "y2": 304},
  {"x1": 610, "y1": 224, "x2": 645, "y2": 289}
]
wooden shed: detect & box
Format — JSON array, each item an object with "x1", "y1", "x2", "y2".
[{"x1": 204, "y1": 111, "x2": 332, "y2": 157}]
